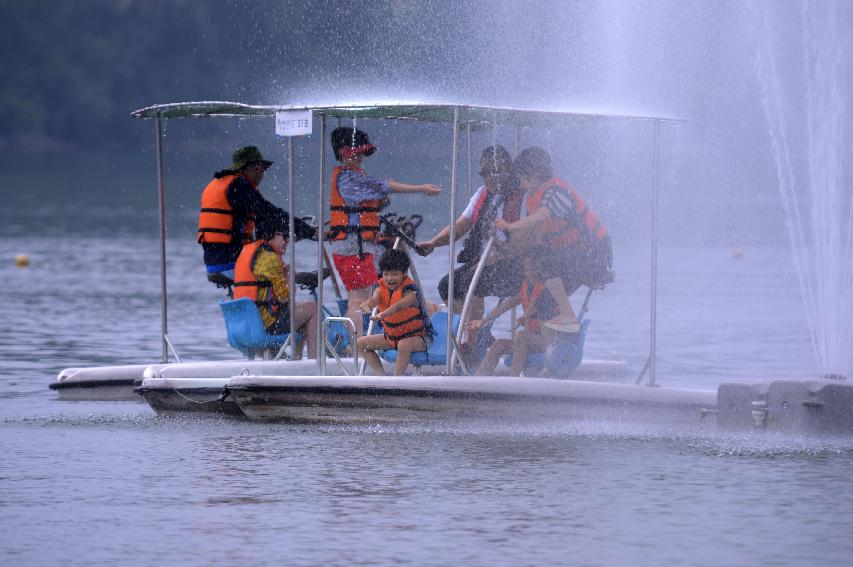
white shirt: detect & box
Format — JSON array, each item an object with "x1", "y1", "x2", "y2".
[{"x1": 461, "y1": 185, "x2": 512, "y2": 241}]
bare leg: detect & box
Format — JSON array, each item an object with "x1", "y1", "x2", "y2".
[
  {"x1": 544, "y1": 277, "x2": 578, "y2": 324},
  {"x1": 294, "y1": 301, "x2": 318, "y2": 359},
  {"x1": 346, "y1": 285, "x2": 374, "y2": 345},
  {"x1": 510, "y1": 330, "x2": 533, "y2": 376},
  {"x1": 357, "y1": 334, "x2": 388, "y2": 376},
  {"x1": 510, "y1": 329, "x2": 553, "y2": 376},
  {"x1": 462, "y1": 295, "x2": 485, "y2": 343},
  {"x1": 394, "y1": 336, "x2": 427, "y2": 376},
  {"x1": 476, "y1": 338, "x2": 512, "y2": 376}
]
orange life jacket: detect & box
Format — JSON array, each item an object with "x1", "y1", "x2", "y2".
[
  {"x1": 197, "y1": 174, "x2": 255, "y2": 244},
  {"x1": 232, "y1": 240, "x2": 281, "y2": 312},
  {"x1": 524, "y1": 176, "x2": 606, "y2": 249},
  {"x1": 519, "y1": 279, "x2": 546, "y2": 333},
  {"x1": 470, "y1": 187, "x2": 522, "y2": 224},
  {"x1": 328, "y1": 165, "x2": 384, "y2": 243},
  {"x1": 378, "y1": 276, "x2": 428, "y2": 345}
]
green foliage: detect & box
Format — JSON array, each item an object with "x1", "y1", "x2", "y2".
[
  {"x1": 1, "y1": 0, "x2": 303, "y2": 146},
  {"x1": 1, "y1": 0, "x2": 463, "y2": 148}
]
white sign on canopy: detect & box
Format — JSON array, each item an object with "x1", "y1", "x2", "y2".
[{"x1": 275, "y1": 110, "x2": 313, "y2": 137}]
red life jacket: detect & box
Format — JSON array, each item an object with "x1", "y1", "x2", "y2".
[
  {"x1": 470, "y1": 187, "x2": 522, "y2": 224},
  {"x1": 524, "y1": 176, "x2": 606, "y2": 249},
  {"x1": 197, "y1": 174, "x2": 256, "y2": 244},
  {"x1": 232, "y1": 240, "x2": 282, "y2": 312},
  {"x1": 378, "y1": 276, "x2": 428, "y2": 345},
  {"x1": 519, "y1": 279, "x2": 546, "y2": 333},
  {"x1": 328, "y1": 165, "x2": 384, "y2": 242}
]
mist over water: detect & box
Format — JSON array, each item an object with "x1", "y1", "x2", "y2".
[
  {"x1": 757, "y1": 1, "x2": 853, "y2": 379},
  {"x1": 3, "y1": 2, "x2": 853, "y2": 565}
]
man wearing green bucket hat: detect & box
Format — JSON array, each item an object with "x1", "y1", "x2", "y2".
[{"x1": 197, "y1": 145, "x2": 316, "y2": 283}]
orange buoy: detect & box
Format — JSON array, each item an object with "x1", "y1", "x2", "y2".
[{"x1": 15, "y1": 254, "x2": 30, "y2": 267}]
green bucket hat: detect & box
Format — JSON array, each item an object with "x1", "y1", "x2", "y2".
[{"x1": 230, "y1": 146, "x2": 273, "y2": 171}]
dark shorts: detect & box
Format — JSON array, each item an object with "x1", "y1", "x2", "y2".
[
  {"x1": 438, "y1": 257, "x2": 524, "y2": 302},
  {"x1": 265, "y1": 307, "x2": 292, "y2": 336},
  {"x1": 535, "y1": 236, "x2": 613, "y2": 294}
]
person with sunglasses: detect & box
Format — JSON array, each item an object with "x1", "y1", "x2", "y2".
[{"x1": 417, "y1": 145, "x2": 525, "y2": 351}]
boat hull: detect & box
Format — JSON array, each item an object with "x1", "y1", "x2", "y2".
[
  {"x1": 226, "y1": 375, "x2": 717, "y2": 428},
  {"x1": 136, "y1": 378, "x2": 243, "y2": 417},
  {"x1": 49, "y1": 364, "x2": 169, "y2": 401}
]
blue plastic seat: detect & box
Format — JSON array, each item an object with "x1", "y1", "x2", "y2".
[
  {"x1": 380, "y1": 312, "x2": 461, "y2": 367},
  {"x1": 219, "y1": 298, "x2": 292, "y2": 359},
  {"x1": 503, "y1": 319, "x2": 590, "y2": 376}
]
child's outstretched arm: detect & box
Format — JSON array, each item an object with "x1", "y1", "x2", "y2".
[
  {"x1": 495, "y1": 207, "x2": 550, "y2": 234},
  {"x1": 359, "y1": 288, "x2": 381, "y2": 313},
  {"x1": 388, "y1": 180, "x2": 442, "y2": 196},
  {"x1": 466, "y1": 295, "x2": 522, "y2": 331}
]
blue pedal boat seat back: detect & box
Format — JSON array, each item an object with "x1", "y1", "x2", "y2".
[
  {"x1": 381, "y1": 312, "x2": 461, "y2": 367},
  {"x1": 544, "y1": 318, "x2": 590, "y2": 375},
  {"x1": 503, "y1": 319, "x2": 591, "y2": 377},
  {"x1": 219, "y1": 298, "x2": 290, "y2": 359}
]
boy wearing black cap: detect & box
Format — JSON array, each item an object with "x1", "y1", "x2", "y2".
[{"x1": 328, "y1": 126, "x2": 441, "y2": 342}]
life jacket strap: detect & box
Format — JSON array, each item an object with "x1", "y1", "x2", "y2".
[
  {"x1": 233, "y1": 281, "x2": 272, "y2": 288},
  {"x1": 383, "y1": 314, "x2": 423, "y2": 328},
  {"x1": 327, "y1": 225, "x2": 380, "y2": 234},
  {"x1": 330, "y1": 205, "x2": 384, "y2": 214}
]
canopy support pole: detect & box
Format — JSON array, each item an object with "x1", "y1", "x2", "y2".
[
  {"x1": 649, "y1": 119, "x2": 660, "y2": 387},
  {"x1": 466, "y1": 122, "x2": 473, "y2": 199},
  {"x1": 451, "y1": 236, "x2": 495, "y2": 373},
  {"x1": 317, "y1": 115, "x2": 327, "y2": 375},
  {"x1": 288, "y1": 136, "x2": 297, "y2": 356},
  {"x1": 446, "y1": 107, "x2": 460, "y2": 375},
  {"x1": 154, "y1": 113, "x2": 169, "y2": 363},
  {"x1": 511, "y1": 126, "x2": 522, "y2": 344}
]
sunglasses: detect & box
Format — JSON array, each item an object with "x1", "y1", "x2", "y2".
[{"x1": 479, "y1": 169, "x2": 509, "y2": 178}]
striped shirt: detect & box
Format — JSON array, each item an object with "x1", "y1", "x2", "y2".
[{"x1": 539, "y1": 186, "x2": 577, "y2": 222}]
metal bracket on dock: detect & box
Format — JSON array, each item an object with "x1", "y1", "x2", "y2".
[{"x1": 164, "y1": 334, "x2": 182, "y2": 364}]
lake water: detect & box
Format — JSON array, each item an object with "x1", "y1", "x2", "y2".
[{"x1": 2, "y1": 224, "x2": 852, "y2": 565}]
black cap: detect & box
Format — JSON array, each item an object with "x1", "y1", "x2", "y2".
[{"x1": 331, "y1": 127, "x2": 376, "y2": 161}]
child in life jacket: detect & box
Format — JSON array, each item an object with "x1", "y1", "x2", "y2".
[
  {"x1": 357, "y1": 249, "x2": 434, "y2": 376},
  {"x1": 467, "y1": 256, "x2": 557, "y2": 376},
  {"x1": 232, "y1": 221, "x2": 318, "y2": 358},
  {"x1": 328, "y1": 126, "x2": 441, "y2": 344}
]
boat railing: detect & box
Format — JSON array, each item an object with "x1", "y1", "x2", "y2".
[{"x1": 322, "y1": 317, "x2": 359, "y2": 375}]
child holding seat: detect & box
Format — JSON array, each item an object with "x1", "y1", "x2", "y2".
[
  {"x1": 357, "y1": 249, "x2": 433, "y2": 376},
  {"x1": 467, "y1": 257, "x2": 557, "y2": 376}
]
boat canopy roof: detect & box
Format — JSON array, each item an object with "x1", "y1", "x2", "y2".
[{"x1": 131, "y1": 101, "x2": 683, "y2": 128}]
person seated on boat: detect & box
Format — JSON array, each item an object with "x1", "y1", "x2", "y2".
[
  {"x1": 232, "y1": 221, "x2": 318, "y2": 359},
  {"x1": 495, "y1": 146, "x2": 613, "y2": 334},
  {"x1": 417, "y1": 145, "x2": 524, "y2": 350},
  {"x1": 328, "y1": 126, "x2": 441, "y2": 343},
  {"x1": 198, "y1": 145, "x2": 317, "y2": 283},
  {"x1": 467, "y1": 257, "x2": 558, "y2": 376},
  {"x1": 356, "y1": 249, "x2": 434, "y2": 376}
]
